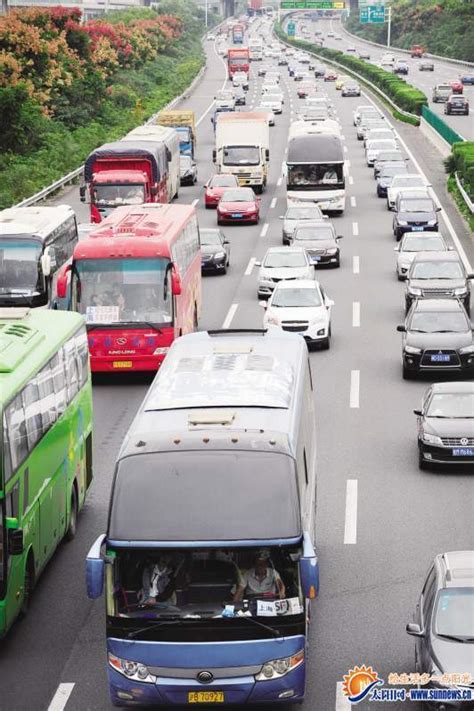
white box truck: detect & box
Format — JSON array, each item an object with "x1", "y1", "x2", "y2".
[{"x1": 213, "y1": 112, "x2": 270, "y2": 193}]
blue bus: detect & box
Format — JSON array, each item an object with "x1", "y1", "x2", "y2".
[{"x1": 86, "y1": 329, "x2": 319, "y2": 707}]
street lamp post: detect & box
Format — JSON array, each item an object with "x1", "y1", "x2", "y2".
[{"x1": 387, "y1": 5, "x2": 392, "y2": 47}]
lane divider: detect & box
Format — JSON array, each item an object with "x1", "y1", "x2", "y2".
[
  {"x1": 47, "y1": 684, "x2": 75, "y2": 711},
  {"x1": 270, "y1": 197, "x2": 277, "y2": 209},
  {"x1": 350, "y1": 196, "x2": 357, "y2": 208},
  {"x1": 352, "y1": 222, "x2": 359, "y2": 236},
  {"x1": 245, "y1": 257, "x2": 256, "y2": 276},
  {"x1": 222, "y1": 303, "x2": 238, "y2": 329},
  {"x1": 353, "y1": 256, "x2": 360, "y2": 274},
  {"x1": 352, "y1": 302, "x2": 360, "y2": 328},
  {"x1": 260, "y1": 222, "x2": 269, "y2": 238},
  {"x1": 344, "y1": 480, "x2": 358, "y2": 545},
  {"x1": 350, "y1": 369, "x2": 360, "y2": 408}
]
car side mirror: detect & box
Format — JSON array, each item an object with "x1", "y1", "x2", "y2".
[
  {"x1": 56, "y1": 262, "x2": 72, "y2": 299},
  {"x1": 406, "y1": 622, "x2": 424, "y2": 637},
  {"x1": 259, "y1": 300, "x2": 268, "y2": 308},
  {"x1": 325, "y1": 298, "x2": 334, "y2": 308},
  {"x1": 396, "y1": 325, "x2": 406, "y2": 332},
  {"x1": 336, "y1": 235, "x2": 343, "y2": 240},
  {"x1": 436, "y1": 206, "x2": 441, "y2": 212},
  {"x1": 212, "y1": 149, "x2": 216, "y2": 163},
  {"x1": 223, "y1": 239, "x2": 229, "y2": 245},
  {"x1": 255, "y1": 260, "x2": 261, "y2": 266},
  {"x1": 413, "y1": 409, "x2": 422, "y2": 416},
  {"x1": 41, "y1": 247, "x2": 52, "y2": 277}
]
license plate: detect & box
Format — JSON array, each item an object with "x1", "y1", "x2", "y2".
[
  {"x1": 412, "y1": 226, "x2": 424, "y2": 231},
  {"x1": 431, "y1": 354, "x2": 450, "y2": 362},
  {"x1": 112, "y1": 360, "x2": 133, "y2": 369},
  {"x1": 232, "y1": 213, "x2": 243, "y2": 218},
  {"x1": 188, "y1": 691, "x2": 224, "y2": 703},
  {"x1": 453, "y1": 447, "x2": 474, "y2": 456}
]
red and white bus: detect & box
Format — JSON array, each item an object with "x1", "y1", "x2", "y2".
[{"x1": 55, "y1": 204, "x2": 201, "y2": 372}]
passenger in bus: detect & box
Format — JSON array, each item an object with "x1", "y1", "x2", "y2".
[
  {"x1": 138, "y1": 556, "x2": 177, "y2": 607},
  {"x1": 233, "y1": 550, "x2": 286, "y2": 602}
]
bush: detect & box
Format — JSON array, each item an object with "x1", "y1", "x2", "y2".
[{"x1": 445, "y1": 142, "x2": 474, "y2": 200}]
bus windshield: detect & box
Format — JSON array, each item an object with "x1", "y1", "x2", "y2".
[
  {"x1": 287, "y1": 163, "x2": 344, "y2": 190},
  {"x1": 0, "y1": 238, "x2": 43, "y2": 297},
  {"x1": 75, "y1": 258, "x2": 173, "y2": 326}
]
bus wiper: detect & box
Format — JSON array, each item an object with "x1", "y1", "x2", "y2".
[
  {"x1": 127, "y1": 616, "x2": 185, "y2": 639},
  {"x1": 228, "y1": 614, "x2": 281, "y2": 638}
]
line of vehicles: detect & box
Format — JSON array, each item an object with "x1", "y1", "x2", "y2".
[{"x1": 0, "y1": 12, "x2": 473, "y2": 710}]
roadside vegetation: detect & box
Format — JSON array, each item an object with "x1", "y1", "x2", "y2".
[
  {"x1": 344, "y1": 0, "x2": 474, "y2": 63},
  {"x1": 0, "y1": 0, "x2": 217, "y2": 208},
  {"x1": 445, "y1": 141, "x2": 474, "y2": 230}
]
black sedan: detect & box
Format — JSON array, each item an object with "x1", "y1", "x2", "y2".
[
  {"x1": 200, "y1": 228, "x2": 230, "y2": 274},
  {"x1": 406, "y1": 550, "x2": 474, "y2": 697},
  {"x1": 376, "y1": 163, "x2": 408, "y2": 198},
  {"x1": 393, "y1": 196, "x2": 441, "y2": 240},
  {"x1": 413, "y1": 382, "x2": 474, "y2": 468},
  {"x1": 291, "y1": 220, "x2": 343, "y2": 267},
  {"x1": 405, "y1": 252, "x2": 472, "y2": 314},
  {"x1": 397, "y1": 298, "x2": 474, "y2": 380}
]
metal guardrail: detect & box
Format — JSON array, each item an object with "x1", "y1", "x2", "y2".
[
  {"x1": 421, "y1": 106, "x2": 465, "y2": 146},
  {"x1": 338, "y1": 20, "x2": 474, "y2": 69},
  {"x1": 455, "y1": 172, "x2": 474, "y2": 214}
]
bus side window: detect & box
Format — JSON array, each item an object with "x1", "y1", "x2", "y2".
[
  {"x1": 75, "y1": 328, "x2": 89, "y2": 388},
  {"x1": 37, "y1": 358, "x2": 57, "y2": 433},
  {"x1": 2, "y1": 412, "x2": 12, "y2": 484},
  {"x1": 22, "y1": 377, "x2": 43, "y2": 450},
  {"x1": 64, "y1": 337, "x2": 79, "y2": 403},
  {"x1": 4, "y1": 395, "x2": 27, "y2": 474},
  {"x1": 51, "y1": 350, "x2": 67, "y2": 417}
]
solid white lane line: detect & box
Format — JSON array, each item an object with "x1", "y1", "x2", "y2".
[
  {"x1": 335, "y1": 682, "x2": 352, "y2": 709},
  {"x1": 191, "y1": 198, "x2": 199, "y2": 207},
  {"x1": 350, "y1": 370, "x2": 360, "y2": 409},
  {"x1": 222, "y1": 303, "x2": 238, "y2": 329},
  {"x1": 260, "y1": 222, "x2": 269, "y2": 237},
  {"x1": 343, "y1": 145, "x2": 348, "y2": 153},
  {"x1": 344, "y1": 480, "x2": 358, "y2": 545},
  {"x1": 270, "y1": 197, "x2": 277, "y2": 209},
  {"x1": 277, "y1": 176, "x2": 283, "y2": 187},
  {"x1": 352, "y1": 301, "x2": 360, "y2": 328},
  {"x1": 345, "y1": 159, "x2": 351, "y2": 169},
  {"x1": 245, "y1": 257, "x2": 256, "y2": 276},
  {"x1": 353, "y1": 255, "x2": 360, "y2": 274},
  {"x1": 350, "y1": 196, "x2": 356, "y2": 208},
  {"x1": 352, "y1": 222, "x2": 359, "y2": 236},
  {"x1": 47, "y1": 684, "x2": 75, "y2": 711},
  {"x1": 348, "y1": 175, "x2": 354, "y2": 185}
]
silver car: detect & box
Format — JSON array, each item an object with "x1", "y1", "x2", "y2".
[
  {"x1": 256, "y1": 247, "x2": 314, "y2": 299},
  {"x1": 280, "y1": 205, "x2": 325, "y2": 245},
  {"x1": 394, "y1": 232, "x2": 450, "y2": 280}
]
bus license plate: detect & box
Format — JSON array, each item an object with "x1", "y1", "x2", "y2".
[
  {"x1": 112, "y1": 361, "x2": 133, "y2": 369},
  {"x1": 452, "y1": 448, "x2": 474, "y2": 456},
  {"x1": 188, "y1": 691, "x2": 224, "y2": 703},
  {"x1": 431, "y1": 354, "x2": 450, "y2": 362}
]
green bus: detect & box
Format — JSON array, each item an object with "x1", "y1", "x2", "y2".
[{"x1": 0, "y1": 307, "x2": 93, "y2": 637}]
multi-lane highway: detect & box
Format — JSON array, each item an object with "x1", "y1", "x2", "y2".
[{"x1": 0, "y1": 13, "x2": 473, "y2": 711}]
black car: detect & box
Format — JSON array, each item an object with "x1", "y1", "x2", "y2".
[
  {"x1": 413, "y1": 383, "x2": 474, "y2": 469},
  {"x1": 445, "y1": 95, "x2": 469, "y2": 115},
  {"x1": 393, "y1": 61, "x2": 409, "y2": 75},
  {"x1": 397, "y1": 298, "x2": 474, "y2": 380},
  {"x1": 373, "y1": 150, "x2": 406, "y2": 178},
  {"x1": 393, "y1": 196, "x2": 441, "y2": 240},
  {"x1": 200, "y1": 228, "x2": 230, "y2": 274},
  {"x1": 291, "y1": 220, "x2": 343, "y2": 267},
  {"x1": 376, "y1": 163, "x2": 408, "y2": 198},
  {"x1": 405, "y1": 252, "x2": 472, "y2": 314},
  {"x1": 406, "y1": 550, "x2": 474, "y2": 703},
  {"x1": 314, "y1": 65, "x2": 326, "y2": 77}
]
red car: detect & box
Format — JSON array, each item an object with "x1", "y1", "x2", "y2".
[
  {"x1": 217, "y1": 187, "x2": 260, "y2": 225},
  {"x1": 449, "y1": 79, "x2": 463, "y2": 94},
  {"x1": 297, "y1": 81, "x2": 315, "y2": 98},
  {"x1": 204, "y1": 173, "x2": 239, "y2": 208},
  {"x1": 324, "y1": 72, "x2": 338, "y2": 82}
]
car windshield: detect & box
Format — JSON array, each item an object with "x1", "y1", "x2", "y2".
[
  {"x1": 402, "y1": 236, "x2": 445, "y2": 252},
  {"x1": 0, "y1": 238, "x2": 43, "y2": 296},
  {"x1": 94, "y1": 183, "x2": 145, "y2": 207},
  {"x1": 434, "y1": 589, "x2": 474, "y2": 638},
  {"x1": 411, "y1": 261, "x2": 464, "y2": 279},
  {"x1": 200, "y1": 231, "x2": 222, "y2": 246},
  {"x1": 295, "y1": 226, "x2": 334, "y2": 241},
  {"x1": 409, "y1": 311, "x2": 468, "y2": 333},
  {"x1": 217, "y1": 91, "x2": 234, "y2": 99},
  {"x1": 210, "y1": 175, "x2": 237, "y2": 188},
  {"x1": 393, "y1": 176, "x2": 424, "y2": 188},
  {"x1": 399, "y1": 199, "x2": 435, "y2": 212},
  {"x1": 272, "y1": 287, "x2": 322, "y2": 308},
  {"x1": 367, "y1": 140, "x2": 396, "y2": 150},
  {"x1": 75, "y1": 257, "x2": 172, "y2": 325},
  {"x1": 377, "y1": 152, "x2": 403, "y2": 162},
  {"x1": 221, "y1": 189, "x2": 254, "y2": 202},
  {"x1": 223, "y1": 147, "x2": 260, "y2": 166},
  {"x1": 427, "y1": 392, "x2": 474, "y2": 418},
  {"x1": 345, "y1": 84, "x2": 359, "y2": 90},
  {"x1": 264, "y1": 252, "x2": 307, "y2": 268}
]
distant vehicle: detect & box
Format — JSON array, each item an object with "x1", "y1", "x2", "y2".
[
  {"x1": 374, "y1": 150, "x2": 406, "y2": 178},
  {"x1": 335, "y1": 76, "x2": 349, "y2": 90},
  {"x1": 217, "y1": 187, "x2": 260, "y2": 225},
  {"x1": 346, "y1": 47, "x2": 357, "y2": 54},
  {"x1": 341, "y1": 81, "x2": 361, "y2": 97},
  {"x1": 327, "y1": 31, "x2": 335, "y2": 37},
  {"x1": 432, "y1": 84, "x2": 452, "y2": 103},
  {"x1": 393, "y1": 60, "x2": 409, "y2": 75},
  {"x1": 393, "y1": 195, "x2": 440, "y2": 240},
  {"x1": 413, "y1": 388, "x2": 474, "y2": 468},
  {"x1": 381, "y1": 53, "x2": 395, "y2": 66},
  {"x1": 445, "y1": 95, "x2": 469, "y2": 115},
  {"x1": 448, "y1": 79, "x2": 463, "y2": 94},
  {"x1": 253, "y1": 103, "x2": 275, "y2": 124},
  {"x1": 262, "y1": 279, "x2": 334, "y2": 349},
  {"x1": 376, "y1": 163, "x2": 408, "y2": 198},
  {"x1": 394, "y1": 232, "x2": 450, "y2": 280},
  {"x1": 353, "y1": 104, "x2": 381, "y2": 125},
  {"x1": 207, "y1": 33, "x2": 216, "y2": 41},
  {"x1": 256, "y1": 247, "x2": 314, "y2": 299},
  {"x1": 199, "y1": 227, "x2": 230, "y2": 274},
  {"x1": 397, "y1": 299, "x2": 474, "y2": 379},
  {"x1": 297, "y1": 81, "x2": 315, "y2": 99},
  {"x1": 280, "y1": 204, "x2": 324, "y2": 245},
  {"x1": 460, "y1": 73, "x2": 474, "y2": 85},
  {"x1": 234, "y1": 85, "x2": 246, "y2": 105},
  {"x1": 215, "y1": 89, "x2": 236, "y2": 110},
  {"x1": 324, "y1": 71, "x2": 338, "y2": 81},
  {"x1": 257, "y1": 63, "x2": 270, "y2": 76},
  {"x1": 410, "y1": 44, "x2": 424, "y2": 57},
  {"x1": 204, "y1": 173, "x2": 239, "y2": 208},
  {"x1": 314, "y1": 64, "x2": 326, "y2": 77},
  {"x1": 277, "y1": 55, "x2": 288, "y2": 65},
  {"x1": 232, "y1": 71, "x2": 249, "y2": 90},
  {"x1": 358, "y1": 49, "x2": 370, "y2": 60},
  {"x1": 291, "y1": 220, "x2": 343, "y2": 268},
  {"x1": 259, "y1": 94, "x2": 283, "y2": 114},
  {"x1": 419, "y1": 59, "x2": 434, "y2": 71},
  {"x1": 179, "y1": 155, "x2": 197, "y2": 185},
  {"x1": 405, "y1": 251, "x2": 472, "y2": 315},
  {"x1": 334, "y1": 34, "x2": 342, "y2": 41}
]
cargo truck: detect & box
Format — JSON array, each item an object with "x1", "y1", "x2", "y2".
[
  {"x1": 227, "y1": 47, "x2": 250, "y2": 78},
  {"x1": 156, "y1": 110, "x2": 197, "y2": 159},
  {"x1": 123, "y1": 125, "x2": 180, "y2": 202},
  {"x1": 232, "y1": 23, "x2": 245, "y2": 44},
  {"x1": 213, "y1": 112, "x2": 270, "y2": 193},
  {"x1": 81, "y1": 141, "x2": 168, "y2": 223}
]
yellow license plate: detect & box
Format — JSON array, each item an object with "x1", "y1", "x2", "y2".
[
  {"x1": 112, "y1": 361, "x2": 133, "y2": 369},
  {"x1": 188, "y1": 691, "x2": 224, "y2": 703}
]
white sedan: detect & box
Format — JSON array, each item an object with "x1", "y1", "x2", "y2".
[
  {"x1": 256, "y1": 247, "x2": 314, "y2": 299},
  {"x1": 394, "y1": 232, "x2": 450, "y2": 280},
  {"x1": 386, "y1": 174, "x2": 431, "y2": 210},
  {"x1": 262, "y1": 280, "x2": 334, "y2": 350}
]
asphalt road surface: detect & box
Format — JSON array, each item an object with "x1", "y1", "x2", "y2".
[{"x1": 0, "y1": 15, "x2": 473, "y2": 711}]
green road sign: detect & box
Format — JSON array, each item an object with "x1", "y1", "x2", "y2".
[
  {"x1": 287, "y1": 21, "x2": 296, "y2": 35},
  {"x1": 360, "y1": 4, "x2": 385, "y2": 22}
]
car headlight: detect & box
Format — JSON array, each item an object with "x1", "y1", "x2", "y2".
[
  {"x1": 255, "y1": 650, "x2": 304, "y2": 681},
  {"x1": 397, "y1": 220, "x2": 408, "y2": 226},
  {"x1": 427, "y1": 219, "x2": 437, "y2": 226},
  {"x1": 404, "y1": 345, "x2": 422, "y2": 355},
  {"x1": 459, "y1": 344, "x2": 474, "y2": 354},
  {"x1": 326, "y1": 248, "x2": 338, "y2": 255},
  {"x1": 108, "y1": 654, "x2": 156, "y2": 683},
  {"x1": 266, "y1": 314, "x2": 280, "y2": 326},
  {"x1": 454, "y1": 287, "x2": 467, "y2": 296},
  {"x1": 408, "y1": 287, "x2": 422, "y2": 296},
  {"x1": 214, "y1": 251, "x2": 226, "y2": 259},
  {"x1": 421, "y1": 432, "x2": 443, "y2": 446}
]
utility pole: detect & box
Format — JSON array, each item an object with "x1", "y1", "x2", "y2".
[
  {"x1": 205, "y1": 0, "x2": 208, "y2": 28},
  {"x1": 387, "y1": 5, "x2": 392, "y2": 48}
]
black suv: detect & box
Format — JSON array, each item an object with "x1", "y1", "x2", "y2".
[
  {"x1": 405, "y1": 252, "x2": 472, "y2": 314},
  {"x1": 393, "y1": 196, "x2": 441, "y2": 240},
  {"x1": 445, "y1": 95, "x2": 469, "y2": 115},
  {"x1": 397, "y1": 298, "x2": 474, "y2": 379}
]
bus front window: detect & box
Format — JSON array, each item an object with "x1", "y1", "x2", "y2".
[
  {"x1": 0, "y1": 239, "x2": 42, "y2": 297},
  {"x1": 75, "y1": 258, "x2": 173, "y2": 326},
  {"x1": 287, "y1": 164, "x2": 344, "y2": 190}
]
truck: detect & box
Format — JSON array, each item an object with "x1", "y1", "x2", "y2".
[
  {"x1": 156, "y1": 109, "x2": 196, "y2": 159},
  {"x1": 123, "y1": 125, "x2": 180, "y2": 202},
  {"x1": 232, "y1": 23, "x2": 245, "y2": 44},
  {"x1": 81, "y1": 141, "x2": 169, "y2": 223},
  {"x1": 214, "y1": 112, "x2": 270, "y2": 193},
  {"x1": 410, "y1": 44, "x2": 425, "y2": 58},
  {"x1": 248, "y1": 37, "x2": 263, "y2": 61},
  {"x1": 227, "y1": 47, "x2": 250, "y2": 78}
]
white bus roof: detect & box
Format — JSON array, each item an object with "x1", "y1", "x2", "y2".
[{"x1": 0, "y1": 205, "x2": 75, "y2": 239}]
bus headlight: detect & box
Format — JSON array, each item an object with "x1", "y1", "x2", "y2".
[
  {"x1": 108, "y1": 653, "x2": 156, "y2": 683},
  {"x1": 255, "y1": 650, "x2": 304, "y2": 681}
]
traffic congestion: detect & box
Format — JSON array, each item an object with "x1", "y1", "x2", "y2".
[{"x1": 0, "y1": 7, "x2": 473, "y2": 711}]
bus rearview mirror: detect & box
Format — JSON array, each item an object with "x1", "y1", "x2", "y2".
[
  {"x1": 86, "y1": 534, "x2": 106, "y2": 599},
  {"x1": 56, "y1": 263, "x2": 72, "y2": 300},
  {"x1": 171, "y1": 268, "x2": 182, "y2": 297}
]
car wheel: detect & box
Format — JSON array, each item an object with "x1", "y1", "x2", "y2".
[
  {"x1": 403, "y1": 364, "x2": 414, "y2": 380},
  {"x1": 397, "y1": 272, "x2": 404, "y2": 282},
  {"x1": 221, "y1": 264, "x2": 227, "y2": 275},
  {"x1": 65, "y1": 485, "x2": 78, "y2": 541}
]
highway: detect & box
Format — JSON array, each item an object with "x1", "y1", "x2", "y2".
[{"x1": 0, "y1": 14, "x2": 473, "y2": 711}]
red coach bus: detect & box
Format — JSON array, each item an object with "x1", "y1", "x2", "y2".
[{"x1": 55, "y1": 204, "x2": 201, "y2": 372}]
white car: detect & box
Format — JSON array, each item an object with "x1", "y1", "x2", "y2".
[
  {"x1": 386, "y1": 174, "x2": 431, "y2": 210},
  {"x1": 262, "y1": 280, "x2": 334, "y2": 350},
  {"x1": 254, "y1": 104, "x2": 275, "y2": 125},
  {"x1": 259, "y1": 96, "x2": 282, "y2": 114},
  {"x1": 262, "y1": 86, "x2": 285, "y2": 104},
  {"x1": 256, "y1": 247, "x2": 315, "y2": 299},
  {"x1": 366, "y1": 138, "x2": 398, "y2": 166},
  {"x1": 394, "y1": 232, "x2": 450, "y2": 280},
  {"x1": 353, "y1": 105, "x2": 380, "y2": 125},
  {"x1": 381, "y1": 53, "x2": 396, "y2": 66},
  {"x1": 215, "y1": 90, "x2": 235, "y2": 110},
  {"x1": 232, "y1": 71, "x2": 249, "y2": 90},
  {"x1": 265, "y1": 71, "x2": 281, "y2": 83},
  {"x1": 363, "y1": 127, "x2": 396, "y2": 146}
]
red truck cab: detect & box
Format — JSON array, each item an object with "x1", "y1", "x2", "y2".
[{"x1": 411, "y1": 45, "x2": 424, "y2": 58}]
